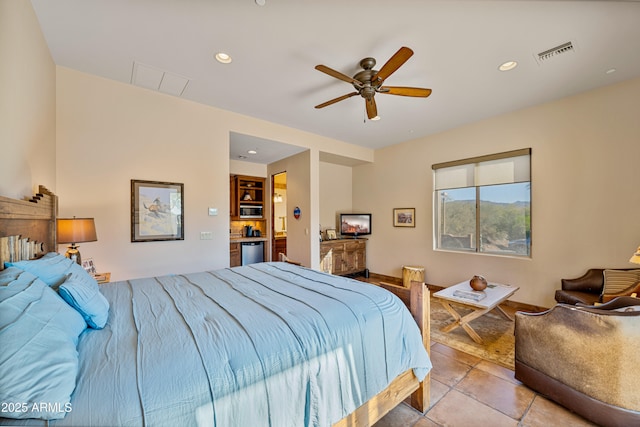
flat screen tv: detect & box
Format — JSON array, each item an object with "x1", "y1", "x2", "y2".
[{"x1": 340, "y1": 213, "x2": 372, "y2": 237}]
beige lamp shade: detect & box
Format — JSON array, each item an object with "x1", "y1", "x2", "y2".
[
  {"x1": 57, "y1": 218, "x2": 98, "y2": 244},
  {"x1": 630, "y1": 246, "x2": 640, "y2": 265}
]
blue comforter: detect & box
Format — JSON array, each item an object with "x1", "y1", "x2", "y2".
[{"x1": 41, "y1": 263, "x2": 431, "y2": 426}]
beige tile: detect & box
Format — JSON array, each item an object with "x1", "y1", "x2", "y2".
[
  {"x1": 474, "y1": 359, "x2": 520, "y2": 385},
  {"x1": 428, "y1": 378, "x2": 451, "y2": 409},
  {"x1": 427, "y1": 389, "x2": 518, "y2": 427},
  {"x1": 455, "y1": 368, "x2": 535, "y2": 419},
  {"x1": 431, "y1": 342, "x2": 482, "y2": 367},
  {"x1": 429, "y1": 349, "x2": 473, "y2": 387},
  {"x1": 520, "y1": 395, "x2": 598, "y2": 427},
  {"x1": 403, "y1": 377, "x2": 451, "y2": 410},
  {"x1": 364, "y1": 307, "x2": 598, "y2": 426},
  {"x1": 373, "y1": 402, "x2": 421, "y2": 427},
  {"x1": 412, "y1": 417, "x2": 440, "y2": 427}
]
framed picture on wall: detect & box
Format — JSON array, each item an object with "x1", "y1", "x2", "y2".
[
  {"x1": 131, "y1": 179, "x2": 184, "y2": 242},
  {"x1": 393, "y1": 208, "x2": 415, "y2": 227}
]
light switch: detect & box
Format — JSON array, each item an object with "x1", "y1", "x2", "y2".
[
  {"x1": 200, "y1": 231, "x2": 213, "y2": 240},
  {"x1": 208, "y1": 208, "x2": 218, "y2": 216}
]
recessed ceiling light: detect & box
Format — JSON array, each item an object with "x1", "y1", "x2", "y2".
[
  {"x1": 605, "y1": 68, "x2": 617, "y2": 75},
  {"x1": 247, "y1": 150, "x2": 257, "y2": 155},
  {"x1": 255, "y1": 0, "x2": 266, "y2": 5},
  {"x1": 215, "y1": 52, "x2": 232, "y2": 64},
  {"x1": 498, "y1": 61, "x2": 518, "y2": 72}
]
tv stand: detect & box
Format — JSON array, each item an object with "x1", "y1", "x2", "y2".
[{"x1": 320, "y1": 238, "x2": 367, "y2": 276}]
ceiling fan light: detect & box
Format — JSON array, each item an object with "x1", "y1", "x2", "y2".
[
  {"x1": 498, "y1": 61, "x2": 518, "y2": 71},
  {"x1": 370, "y1": 116, "x2": 381, "y2": 121},
  {"x1": 215, "y1": 52, "x2": 232, "y2": 64}
]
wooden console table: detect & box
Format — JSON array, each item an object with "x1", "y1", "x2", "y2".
[{"x1": 320, "y1": 238, "x2": 366, "y2": 276}]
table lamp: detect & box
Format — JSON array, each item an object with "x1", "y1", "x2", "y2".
[
  {"x1": 57, "y1": 217, "x2": 97, "y2": 265},
  {"x1": 630, "y1": 246, "x2": 640, "y2": 265}
]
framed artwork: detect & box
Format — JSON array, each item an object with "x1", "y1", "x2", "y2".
[
  {"x1": 82, "y1": 258, "x2": 96, "y2": 275},
  {"x1": 131, "y1": 179, "x2": 184, "y2": 242},
  {"x1": 326, "y1": 229, "x2": 337, "y2": 240},
  {"x1": 393, "y1": 208, "x2": 415, "y2": 227}
]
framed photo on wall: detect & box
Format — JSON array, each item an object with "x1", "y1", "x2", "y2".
[
  {"x1": 393, "y1": 208, "x2": 415, "y2": 227},
  {"x1": 131, "y1": 179, "x2": 184, "y2": 242}
]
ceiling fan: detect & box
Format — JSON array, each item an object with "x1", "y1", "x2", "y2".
[{"x1": 314, "y1": 46, "x2": 432, "y2": 120}]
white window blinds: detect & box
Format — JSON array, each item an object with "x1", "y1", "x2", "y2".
[{"x1": 433, "y1": 148, "x2": 531, "y2": 191}]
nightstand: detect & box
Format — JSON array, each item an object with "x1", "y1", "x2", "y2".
[{"x1": 94, "y1": 272, "x2": 111, "y2": 284}]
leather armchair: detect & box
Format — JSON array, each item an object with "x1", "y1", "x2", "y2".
[
  {"x1": 515, "y1": 297, "x2": 640, "y2": 427},
  {"x1": 555, "y1": 268, "x2": 636, "y2": 305},
  {"x1": 554, "y1": 268, "x2": 606, "y2": 305}
]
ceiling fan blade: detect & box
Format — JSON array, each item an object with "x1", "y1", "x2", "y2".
[
  {"x1": 365, "y1": 97, "x2": 378, "y2": 119},
  {"x1": 314, "y1": 92, "x2": 359, "y2": 109},
  {"x1": 372, "y1": 46, "x2": 414, "y2": 84},
  {"x1": 380, "y1": 86, "x2": 432, "y2": 97},
  {"x1": 315, "y1": 65, "x2": 363, "y2": 87}
]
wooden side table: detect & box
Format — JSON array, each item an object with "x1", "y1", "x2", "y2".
[
  {"x1": 94, "y1": 272, "x2": 111, "y2": 284},
  {"x1": 433, "y1": 281, "x2": 519, "y2": 344}
]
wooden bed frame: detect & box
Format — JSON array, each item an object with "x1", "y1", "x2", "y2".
[
  {"x1": 334, "y1": 281, "x2": 431, "y2": 426},
  {"x1": 0, "y1": 185, "x2": 57, "y2": 270},
  {"x1": 0, "y1": 186, "x2": 430, "y2": 427}
]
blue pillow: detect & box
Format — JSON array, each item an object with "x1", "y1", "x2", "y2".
[
  {"x1": 6, "y1": 252, "x2": 99, "y2": 289},
  {"x1": 0, "y1": 267, "x2": 86, "y2": 420},
  {"x1": 58, "y1": 271, "x2": 110, "y2": 329}
]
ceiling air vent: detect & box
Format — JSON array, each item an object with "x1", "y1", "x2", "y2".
[
  {"x1": 536, "y1": 41, "x2": 575, "y2": 64},
  {"x1": 131, "y1": 61, "x2": 190, "y2": 97}
]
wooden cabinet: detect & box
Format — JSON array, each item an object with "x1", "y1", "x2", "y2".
[
  {"x1": 230, "y1": 242, "x2": 241, "y2": 267},
  {"x1": 230, "y1": 175, "x2": 265, "y2": 220},
  {"x1": 230, "y1": 176, "x2": 238, "y2": 218},
  {"x1": 320, "y1": 239, "x2": 366, "y2": 276}
]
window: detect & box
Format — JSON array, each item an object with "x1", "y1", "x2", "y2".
[{"x1": 433, "y1": 149, "x2": 531, "y2": 256}]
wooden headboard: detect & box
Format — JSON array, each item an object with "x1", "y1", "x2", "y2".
[{"x1": 0, "y1": 185, "x2": 57, "y2": 270}]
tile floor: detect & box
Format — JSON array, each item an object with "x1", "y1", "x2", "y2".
[
  {"x1": 356, "y1": 275, "x2": 598, "y2": 426},
  {"x1": 373, "y1": 342, "x2": 598, "y2": 427}
]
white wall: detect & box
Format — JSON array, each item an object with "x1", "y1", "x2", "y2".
[
  {"x1": 0, "y1": 0, "x2": 56, "y2": 199},
  {"x1": 56, "y1": 68, "x2": 368, "y2": 280},
  {"x1": 354, "y1": 77, "x2": 640, "y2": 308},
  {"x1": 229, "y1": 159, "x2": 267, "y2": 177},
  {"x1": 268, "y1": 150, "x2": 319, "y2": 268},
  {"x1": 56, "y1": 68, "x2": 231, "y2": 280},
  {"x1": 319, "y1": 162, "x2": 353, "y2": 233}
]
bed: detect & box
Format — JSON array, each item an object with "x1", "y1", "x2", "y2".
[{"x1": 1, "y1": 187, "x2": 431, "y2": 427}]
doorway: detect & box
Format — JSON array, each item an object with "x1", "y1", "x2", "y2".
[{"x1": 271, "y1": 172, "x2": 287, "y2": 261}]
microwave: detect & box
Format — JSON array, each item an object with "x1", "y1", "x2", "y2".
[{"x1": 239, "y1": 205, "x2": 263, "y2": 219}]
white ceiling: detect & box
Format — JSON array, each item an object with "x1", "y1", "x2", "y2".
[
  {"x1": 31, "y1": 0, "x2": 640, "y2": 163},
  {"x1": 229, "y1": 132, "x2": 307, "y2": 164}
]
